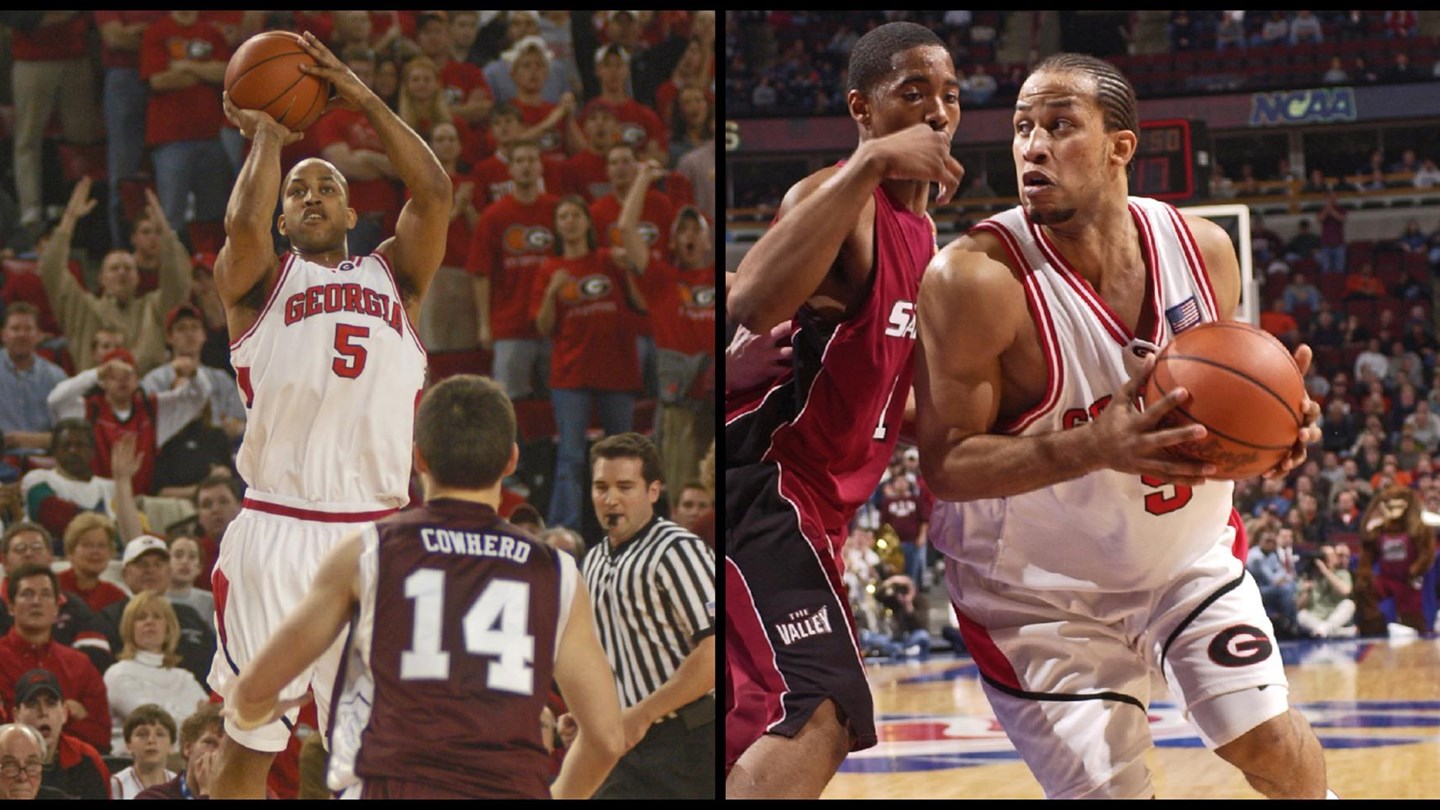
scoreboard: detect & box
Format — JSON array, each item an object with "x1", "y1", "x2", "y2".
[{"x1": 1133, "y1": 118, "x2": 1208, "y2": 202}]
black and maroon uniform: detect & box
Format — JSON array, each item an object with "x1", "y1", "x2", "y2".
[
  {"x1": 330, "y1": 499, "x2": 574, "y2": 799},
  {"x1": 724, "y1": 180, "x2": 935, "y2": 767}
]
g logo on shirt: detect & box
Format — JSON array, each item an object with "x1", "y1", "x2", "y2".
[
  {"x1": 1207, "y1": 624, "x2": 1274, "y2": 667},
  {"x1": 578, "y1": 274, "x2": 613, "y2": 299}
]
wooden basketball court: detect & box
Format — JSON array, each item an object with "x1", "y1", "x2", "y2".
[{"x1": 821, "y1": 636, "x2": 1440, "y2": 799}]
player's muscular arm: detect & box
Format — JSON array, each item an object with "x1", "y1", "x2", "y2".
[
  {"x1": 297, "y1": 32, "x2": 451, "y2": 303},
  {"x1": 915, "y1": 244, "x2": 1215, "y2": 500},
  {"x1": 216, "y1": 94, "x2": 295, "y2": 321},
  {"x1": 727, "y1": 164, "x2": 875, "y2": 334},
  {"x1": 730, "y1": 123, "x2": 961, "y2": 333},
  {"x1": 1186, "y1": 216, "x2": 1241, "y2": 321},
  {"x1": 550, "y1": 580, "x2": 624, "y2": 800}
]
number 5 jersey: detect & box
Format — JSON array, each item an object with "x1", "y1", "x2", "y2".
[{"x1": 229, "y1": 251, "x2": 427, "y2": 510}]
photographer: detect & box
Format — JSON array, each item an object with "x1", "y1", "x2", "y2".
[
  {"x1": 1297, "y1": 544, "x2": 1358, "y2": 638},
  {"x1": 862, "y1": 574, "x2": 932, "y2": 661}
]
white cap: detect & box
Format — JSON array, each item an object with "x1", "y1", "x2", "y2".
[
  {"x1": 122, "y1": 535, "x2": 169, "y2": 567},
  {"x1": 595, "y1": 43, "x2": 630, "y2": 65},
  {"x1": 503, "y1": 34, "x2": 552, "y2": 66}
]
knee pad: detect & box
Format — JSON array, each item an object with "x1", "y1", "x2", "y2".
[{"x1": 1187, "y1": 684, "x2": 1290, "y2": 749}]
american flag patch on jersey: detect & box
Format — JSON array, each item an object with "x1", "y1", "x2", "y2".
[{"x1": 1166, "y1": 296, "x2": 1202, "y2": 333}]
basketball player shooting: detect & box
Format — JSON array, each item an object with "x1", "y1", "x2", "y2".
[
  {"x1": 209, "y1": 31, "x2": 450, "y2": 798},
  {"x1": 913, "y1": 53, "x2": 1332, "y2": 798}
]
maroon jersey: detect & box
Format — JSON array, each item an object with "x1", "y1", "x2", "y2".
[
  {"x1": 880, "y1": 487, "x2": 929, "y2": 544},
  {"x1": 725, "y1": 181, "x2": 935, "y2": 545},
  {"x1": 330, "y1": 499, "x2": 577, "y2": 799}
]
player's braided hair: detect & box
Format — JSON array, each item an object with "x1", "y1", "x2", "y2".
[
  {"x1": 847, "y1": 21, "x2": 945, "y2": 96},
  {"x1": 1031, "y1": 52, "x2": 1138, "y2": 133},
  {"x1": 1030, "y1": 52, "x2": 1138, "y2": 172}
]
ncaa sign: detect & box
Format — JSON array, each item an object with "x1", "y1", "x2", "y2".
[{"x1": 1249, "y1": 88, "x2": 1357, "y2": 126}]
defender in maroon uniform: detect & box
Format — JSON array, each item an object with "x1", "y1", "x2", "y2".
[
  {"x1": 225, "y1": 375, "x2": 622, "y2": 798},
  {"x1": 724, "y1": 22, "x2": 964, "y2": 799}
]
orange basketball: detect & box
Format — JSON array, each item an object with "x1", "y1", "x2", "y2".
[
  {"x1": 223, "y1": 31, "x2": 330, "y2": 132},
  {"x1": 1141, "y1": 321, "x2": 1306, "y2": 480}
]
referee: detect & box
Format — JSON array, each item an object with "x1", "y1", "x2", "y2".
[{"x1": 577, "y1": 433, "x2": 716, "y2": 799}]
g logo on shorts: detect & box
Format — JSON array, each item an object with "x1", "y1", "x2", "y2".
[{"x1": 1207, "y1": 624, "x2": 1274, "y2": 667}]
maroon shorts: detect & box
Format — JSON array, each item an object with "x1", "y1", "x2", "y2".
[
  {"x1": 724, "y1": 461, "x2": 875, "y2": 769},
  {"x1": 361, "y1": 776, "x2": 545, "y2": 800},
  {"x1": 1374, "y1": 574, "x2": 1424, "y2": 617}
]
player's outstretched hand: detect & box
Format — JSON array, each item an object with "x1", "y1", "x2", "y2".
[
  {"x1": 296, "y1": 31, "x2": 371, "y2": 113},
  {"x1": 1263, "y1": 343, "x2": 1321, "y2": 479},
  {"x1": 223, "y1": 92, "x2": 302, "y2": 145},
  {"x1": 1091, "y1": 353, "x2": 1217, "y2": 486},
  {"x1": 857, "y1": 122, "x2": 964, "y2": 206}
]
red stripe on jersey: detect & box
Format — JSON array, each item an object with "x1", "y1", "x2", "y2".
[
  {"x1": 242, "y1": 497, "x2": 398, "y2": 523},
  {"x1": 230, "y1": 253, "x2": 296, "y2": 351},
  {"x1": 974, "y1": 221, "x2": 1063, "y2": 435},
  {"x1": 235, "y1": 366, "x2": 254, "y2": 408},
  {"x1": 953, "y1": 605, "x2": 1024, "y2": 692},
  {"x1": 212, "y1": 567, "x2": 230, "y2": 651},
  {"x1": 1165, "y1": 204, "x2": 1220, "y2": 320},
  {"x1": 1130, "y1": 201, "x2": 1166, "y2": 345},
  {"x1": 1026, "y1": 218, "x2": 1131, "y2": 346}
]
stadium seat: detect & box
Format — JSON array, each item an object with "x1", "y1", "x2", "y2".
[
  {"x1": 427, "y1": 348, "x2": 493, "y2": 383},
  {"x1": 1403, "y1": 252, "x2": 1430, "y2": 285},
  {"x1": 1318, "y1": 273, "x2": 1346, "y2": 301},
  {"x1": 1263, "y1": 274, "x2": 1288, "y2": 303},
  {"x1": 1376, "y1": 262, "x2": 1405, "y2": 291},
  {"x1": 1314, "y1": 345, "x2": 1342, "y2": 371},
  {"x1": 1342, "y1": 298, "x2": 1376, "y2": 324}
]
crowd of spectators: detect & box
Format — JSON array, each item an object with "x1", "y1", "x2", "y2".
[
  {"x1": 726, "y1": 10, "x2": 1440, "y2": 119},
  {"x1": 0, "y1": 9, "x2": 718, "y2": 800},
  {"x1": 0, "y1": 9, "x2": 716, "y2": 540}
]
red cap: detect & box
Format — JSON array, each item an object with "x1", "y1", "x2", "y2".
[
  {"x1": 165, "y1": 302, "x2": 204, "y2": 333},
  {"x1": 192, "y1": 252, "x2": 216, "y2": 274},
  {"x1": 582, "y1": 98, "x2": 619, "y2": 120},
  {"x1": 98, "y1": 347, "x2": 137, "y2": 369}
]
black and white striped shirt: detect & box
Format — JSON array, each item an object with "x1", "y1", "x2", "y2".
[{"x1": 581, "y1": 516, "x2": 716, "y2": 712}]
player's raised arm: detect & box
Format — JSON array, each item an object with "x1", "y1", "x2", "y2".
[
  {"x1": 215, "y1": 93, "x2": 299, "y2": 316},
  {"x1": 296, "y1": 30, "x2": 451, "y2": 304},
  {"x1": 728, "y1": 123, "x2": 961, "y2": 334},
  {"x1": 227, "y1": 531, "x2": 363, "y2": 731}
]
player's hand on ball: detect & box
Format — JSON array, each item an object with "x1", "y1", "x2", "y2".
[
  {"x1": 296, "y1": 31, "x2": 369, "y2": 112},
  {"x1": 1093, "y1": 353, "x2": 1216, "y2": 486},
  {"x1": 1263, "y1": 344, "x2": 1321, "y2": 479},
  {"x1": 223, "y1": 92, "x2": 302, "y2": 145}
]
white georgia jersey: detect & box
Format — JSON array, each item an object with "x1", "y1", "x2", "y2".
[
  {"x1": 229, "y1": 252, "x2": 426, "y2": 510},
  {"x1": 930, "y1": 197, "x2": 1236, "y2": 594}
]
